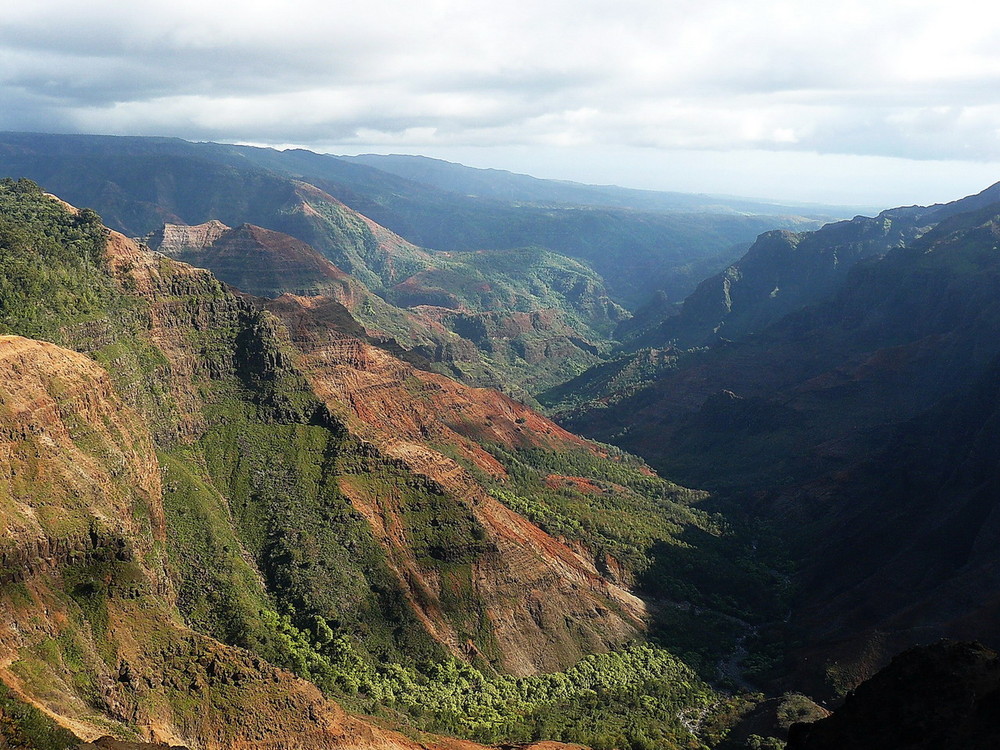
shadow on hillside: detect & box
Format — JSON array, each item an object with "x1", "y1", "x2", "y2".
[{"x1": 636, "y1": 526, "x2": 788, "y2": 685}]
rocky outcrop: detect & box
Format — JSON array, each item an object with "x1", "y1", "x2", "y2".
[
  {"x1": 144, "y1": 222, "x2": 493, "y2": 378},
  {"x1": 147, "y1": 221, "x2": 229, "y2": 255},
  {"x1": 148, "y1": 221, "x2": 362, "y2": 304},
  {"x1": 102, "y1": 230, "x2": 262, "y2": 443}
]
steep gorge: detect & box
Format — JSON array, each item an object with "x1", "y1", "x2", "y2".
[
  {"x1": 561, "y1": 184, "x2": 1000, "y2": 699},
  {"x1": 0, "y1": 179, "x2": 728, "y2": 749}
]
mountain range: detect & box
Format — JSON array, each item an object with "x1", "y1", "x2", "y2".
[{"x1": 2, "y1": 132, "x2": 1000, "y2": 749}]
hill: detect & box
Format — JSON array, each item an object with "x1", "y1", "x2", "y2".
[{"x1": 7, "y1": 140, "x2": 998, "y2": 745}]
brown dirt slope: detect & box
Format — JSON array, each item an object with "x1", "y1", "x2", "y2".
[
  {"x1": 267, "y1": 294, "x2": 646, "y2": 675},
  {"x1": 148, "y1": 221, "x2": 361, "y2": 304},
  {"x1": 0, "y1": 335, "x2": 498, "y2": 750}
]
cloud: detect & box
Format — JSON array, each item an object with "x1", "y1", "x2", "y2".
[{"x1": 2, "y1": 0, "x2": 1000, "y2": 169}]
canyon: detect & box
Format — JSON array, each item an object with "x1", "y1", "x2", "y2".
[{"x1": 3, "y1": 136, "x2": 1000, "y2": 749}]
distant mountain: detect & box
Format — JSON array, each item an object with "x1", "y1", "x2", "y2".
[
  {"x1": 629, "y1": 181, "x2": 1000, "y2": 349},
  {"x1": 0, "y1": 131, "x2": 833, "y2": 308},
  {"x1": 0, "y1": 131, "x2": 838, "y2": 400},
  {"x1": 341, "y1": 153, "x2": 865, "y2": 217},
  {"x1": 148, "y1": 220, "x2": 358, "y2": 299}
]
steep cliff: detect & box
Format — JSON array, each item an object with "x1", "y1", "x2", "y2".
[
  {"x1": 148, "y1": 221, "x2": 359, "y2": 301},
  {"x1": 265, "y1": 294, "x2": 647, "y2": 675},
  {"x1": 0, "y1": 336, "x2": 439, "y2": 750}
]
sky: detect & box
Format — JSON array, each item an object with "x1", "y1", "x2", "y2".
[{"x1": 2, "y1": 0, "x2": 1000, "y2": 208}]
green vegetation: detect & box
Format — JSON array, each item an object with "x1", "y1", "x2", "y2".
[
  {"x1": 0, "y1": 178, "x2": 190, "y2": 440},
  {"x1": 745, "y1": 736, "x2": 784, "y2": 750},
  {"x1": 486, "y1": 443, "x2": 706, "y2": 571},
  {"x1": 158, "y1": 409, "x2": 742, "y2": 748},
  {"x1": 538, "y1": 348, "x2": 679, "y2": 414},
  {"x1": 160, "y1": 448, "x2": 287, "y2": 657},
  {"x1": 235, "y1": 610, "x2": 725, "y2": 750},
  {"x1": 193, "y1": 420, "x2": 454, "y2": 665},
  {"x1": 775, "y1": 692, "x2": 827, "y2": 730},
  {"x1": 161, "y1": 422, "x2": 744, "y2": 748},
  {"x1": 392, "y1": 246, "x2": 627, "y2": 336},
  {"x1": 387, "y1": 246, "x2": 627, "y2": 397},
  {"x1": 0, "y1": 684, "x2": 76, "y2": 750},
  {"x1": 0, "y1": 178, "x2": 132, "y2": 343},
  {"x1": 482, "y1": 442, "x2": 789, "y2": 675}
]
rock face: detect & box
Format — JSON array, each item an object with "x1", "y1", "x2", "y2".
[
  {"x1": 0, "y1": 337, "x2": 436, "y2": 750},
  {"x1": 787, "y1": 641, "x2": 1000, "y2": 750},
  {"x1": 150, "y1": 220, "x2": 229, "y2": 253},
  {"x1": 148, "y1": 221, "x2": 361, "y2": 303},
  {"x1": 113, "y1": 220, "x2": 646, "y2": 676},
  {"x1": 266, "y1": 293, "x2": 646, "y2": 675},
  {"x1": 0, "y1": 335, "x2": 164, "y2": 588}
]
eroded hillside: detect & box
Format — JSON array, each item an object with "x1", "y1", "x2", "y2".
[
  {"x1": 0, "y1": 179, "x2": 741, "y2": 748},
  {"x1": 0, "y1": 336, "x2": 440, "y2": 750}
]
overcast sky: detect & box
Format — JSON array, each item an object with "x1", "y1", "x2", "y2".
[{"x1": 2, "y1": 0, "x2": 999, "y2": 207}]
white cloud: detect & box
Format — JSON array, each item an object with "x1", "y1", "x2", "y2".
[{"x1": 2, "y1": 0, "x2": 1000, "y2": 203}]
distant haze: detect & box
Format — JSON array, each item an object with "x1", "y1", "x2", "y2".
[{"x1": 2, "y1": 0, "x2": 999, "y2": 208}]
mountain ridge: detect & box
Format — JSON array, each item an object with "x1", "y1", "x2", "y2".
[
  {"x1": 629, "y1": 180, "x2": 1000, "y2": 350},
  {"x1": 339, "y1": 153, "x2": 866, "y2": 217},
  {"x1": 0, "y1": 131, "x2": 834, "y2": 308},
  {"x1": 558, "y1": 185, "x2": 1000, "y2": 696}
]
